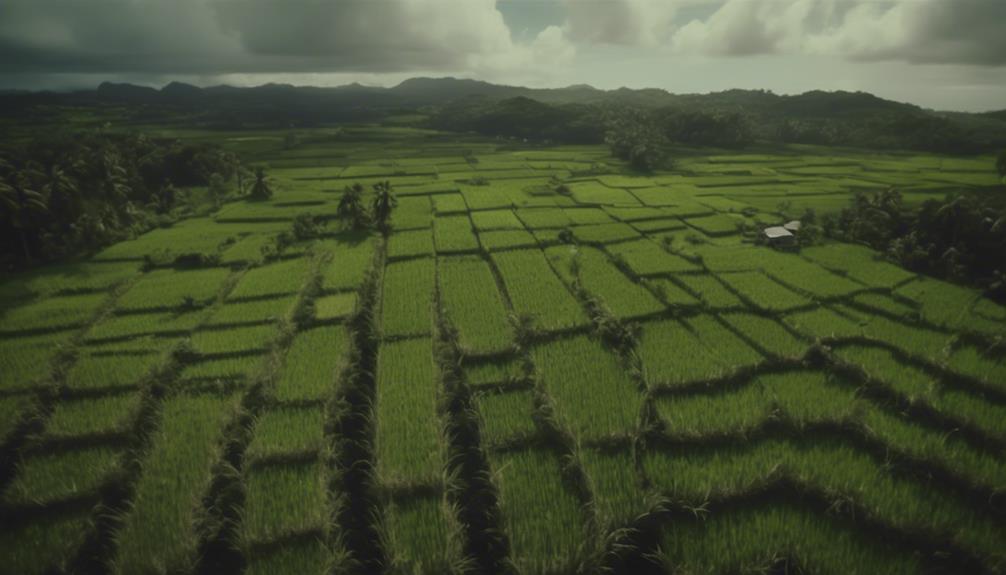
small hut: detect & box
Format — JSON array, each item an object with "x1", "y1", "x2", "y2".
[
  {"x1": 763, "y1": 226, "x2": 795, "y2": 248},
  {"x1": 784, "y1": 220, "x2": 802, "y2": 233}
]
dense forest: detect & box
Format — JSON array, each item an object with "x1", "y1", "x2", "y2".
[{"x1": 0, "y1": 132, "x2": 241, "y2": 267}]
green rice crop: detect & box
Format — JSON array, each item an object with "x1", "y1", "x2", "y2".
[
  {"x1": 562, "y1": 207, "x2": 614, "y2": 225},
  {"x1": 276, "y1": 326, "x2": 347, "y2": 402},
  {"x1": 382, "y1": 495, "x2": 453, "y2": 573},
  {"x1": 568, "y1": 181, "x2": 641, "y2": 205},
  {"x1": 113, "y1": 393, "x2": 239, "y2": 574},
  {"x1": 515, "y1": 208, "x2": 572, "y2": 229},
  {"x1": 245, "y1": 406, "x2": 325, "y2": 462},
  {"x1": 478, "y1": 229, "x2": 538, "y2": 251},
  {"x1": 677, "y1": 274, "x2": 745, "y2": 309},
  {"x1": 85, "y1": 310, "x2": 207, "y2": 340},
  {"x1": 474, "y1": 389, "x2": 537, "y2": 446},
  {"x1": 464, "y1": 357, "x2": 525, "y2": 387},
  {"x1": 375, "y1": 338, "x2": 443, "y2": 487},
  {"x1": 637, "y1": 320, "x2": 733, "y2": 387},
  {"x1": 945, "y1": 346, "x2": 1006, "y2": 390},
  {"x1": 642, "y1": 438, "x2": 1005, "y2": 561},
  {"x1": 547, "y1": 245, "x2": 663, "y2": 320},
  {"x1": 461, "y1": 185, "x2": 514, "y2": 211},
  {"x1": 603, "y1": 206, "x2": 670, "y2": 221},
  {"x1": 245, "y1": 539, "x2": 330, "y2": 575},
  {"x1": 657, "y1": 503, "x2": 920, "y2": 575},
  {"x1": 93, "y1": 218, "x2": 234, "y2": 262},
  {"x1": 655, "y1": 372, "x2": 856, "y2": 437},
  {"x1": 722, "y1": 312, "x2": 807, "y2": 358},
  {"x1": 895, "y1": 278, "x2": 978, "y2": 329},
  {"x1": 381, "y1": 258, "x2": 434, "y2": 337},
  {"x1": 66, "y1": 351, "x2": 161, "y2": 390},
  {"x1": 571, "y1": 222, "x2": 640, "y2": 243},
  {"x1": 0, "y1": 331, "x2": 69, "y2": 390},
  {"x1": 438, "y1": 256, "x2": 513, "y2": 355},
  {"x1": 241, "y1": 462, "x2": 328, "y2": 543},
  {"x1": 802, "y1": 243, "x2": 915, "y2": 288},
  {"x1": 684, "y1": 214, "x2": 743, "y2": 236},
  {"x1": 489, "y1": 449, "x2": 586, "y2": 574},
  {"x1": 852, "y1": 292, "x2": 917, "y2": 318},
  {"x1": 579, "y1": 447, "x2": 648, "y2": 529},
  {"x1": 180, "y1": 355, "x2": 262, "y2": 382},
  {"x1": 44, "y1": 392, "x2": 141, "y2": 439},
  {"x1": 190, "y1": 324, "x2": 277, "y2": 355},
  {"x1": 607, "y1": 239, "x2": 701, "y2": 275},
  {"x1": 318, "y1": 236, "x2": 375, "y2": 291},
  {"x1": 742, "y1": 248, "x2": 864, "y2": 299},
  {"x1": 470, "y1": 209, "x2": 524, "y2": 231},
  {"x1": 219, "y1": 234, "x2": 274, "y2": 265},
  {"x1": 491, "y1": 249, "x2": 588, "y2": 332},
  {"x1": 0, "y1": 512, "x2": 90, "y2": 575},
  {"x1": 0, "y1": 393, "x2": 33, "y2": 441},
  {"x1": 0, "y1": 260, "x2": 137, "y2": 301},
  {"x1": 229, "y1": 258, "x2": 312, "y2": 300},
  {"x1": 432, "y1": 194, "x2": 468, "y2": 214},
  {"x1": 686, "y1": 314, "x2": 764, "y2": 368},
  {"x1": 717, "y1": 271, "x2": 812, "y2": 312},
  {"x1": 532, "y1": 335, "x2": 642, "y2": 441},
  {"x1": 646, "y1": 278, "x2": 701, "y2": 307},
  {"x1": 434, "y1": 215, "x2": 480, "y2": 253},
  {"x1": 4, "y1": 446, "x2": 121, "y2": 505},
  {"x1": 314, "y1": 292, "x2": 357, "y2": 321},
  {"x1": 117, "y1": 268, "x2": 231, "y2": 312},
  {"x1": 784, "y1": 307, "x2": 863, "y2": 339},
  {"x1": 693, "y1": 246, "x2": 761, "y2": 273},
  {"x1": 861, "y1": 406, "x2": 1006, "y2": 489},
  {"x1": 835, "y1": 306, "x2": 950, "y2": 359},
  {"x1": 394, "y1": 196, "x2": 433, "y2": 230},
  {"x1": 0, "y1": 292, "x2": 108, "y2": 333},
  {"x1": 205, "y1": 295, "x2": 296, "y2": 326},
  {"x1": 388, "y1": 229, "x2": 434, "y2": 259},
  {"x1": 631, "y1": 217, "x2": 687, "y2": 232}
]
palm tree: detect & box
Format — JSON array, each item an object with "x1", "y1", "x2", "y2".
[
  {"x1": 337, "y1": 183, "x2": 368, "y2": 230},
  {"x1": 249, "y1": 167, "x2": 272, "y2": 201},
  {"x1": 934, "y1": 194, "x2": 968, "y2": 246},
  {"x1": 43, "y1": 165, "x2": 80, "y2": 229},
  {"x1": 371, "y1": 180, "x2": 397, "y2": 233},
  {"x1": 0, "y1": 170, "x2": 48, "y2": 262}
]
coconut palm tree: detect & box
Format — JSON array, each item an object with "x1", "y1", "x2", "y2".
[
  {"x1": 337, "y1": 183, "x2": 369, "y2": 229},
  {"x1": 371, "y1": 180, "x2": 397, "y2": 233},
  {"x1": 0, "y1": 170, "x2": 48, "y2": 262},
  {"x1": 249, "y1": 167, "x2": 272, "y2": 200}
]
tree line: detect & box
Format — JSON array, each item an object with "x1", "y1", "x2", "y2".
[
  {"x1": 823, "y1": 188, "x2": 1006, "y2": 302},
  {"x1": 0, "y1": 130, "x2": 243, "y2": 269}
]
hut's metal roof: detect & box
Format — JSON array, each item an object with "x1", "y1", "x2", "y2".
[
  {"x1": 784, "y1": 220, "x2": 802, "y2": 231},
  {"x1": 764, "y1": 226, "x2": 794, "y2": 239}
]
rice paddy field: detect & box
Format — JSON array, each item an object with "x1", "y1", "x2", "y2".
[{"x1": 1, "y1": 125, "x2": 1004, "y2": 575}]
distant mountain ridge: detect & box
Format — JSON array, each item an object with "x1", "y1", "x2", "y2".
[{"x1": 4, "y1": 77, "x2": 1004, "y2": 153}]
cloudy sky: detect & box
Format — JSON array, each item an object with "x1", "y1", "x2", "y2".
[{"x1": 1, "y1": 0, "x2": 1004, "y2": 111}]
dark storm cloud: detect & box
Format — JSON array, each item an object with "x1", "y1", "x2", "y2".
[
  {"x1": 849, "y1": 1, "x2": 1006, "y2": 66},
  {"x1": 0, "y1": 0, "x2": 514, "y2": 75}
]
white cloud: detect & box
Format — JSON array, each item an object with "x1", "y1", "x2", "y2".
[
  {"x1": 0, "y1": 0, "x2": 573, "y2": 78},
  {"x1": 561, "y1": 0, "x2": 1006, "y2": 66}
]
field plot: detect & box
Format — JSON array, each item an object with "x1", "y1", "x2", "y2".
[
  {"x1": 488, "y1": 449, "x2": 587, "y2": 574},
  {"x1": 533, "y1": 335, "x2": 642, "y2": 441},
  {"x1": 381, "y1": 258, "x2": 434, "y2": 337},
  {"x1": 438, "y1": 256, "x2": 513, "y2": 355},
  {"x1": 433, "y1": 215, "x2": 480, "y2": 253},
  {"x1": 2, "y1": 128, "x2": 1004, "y2": 575},
  {"x1": 375, "y1": 338, "x2": 442, "y2": 488},
  {"x1": 491, "y1": 249, "x2": 589, "y2": 332},
  {"x1": 547, "y1": 245, "x2": 663, "y2": 319}
]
